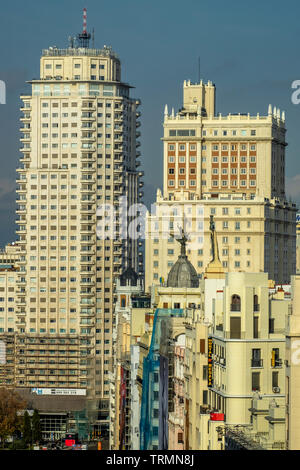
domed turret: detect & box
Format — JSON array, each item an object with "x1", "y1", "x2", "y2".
[{"x1": 167, "y1": 228, "x2": 199, "y2": 288}]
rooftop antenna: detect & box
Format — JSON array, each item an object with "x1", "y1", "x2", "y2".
[
  {"x1": 83, "y1": 7, "x2": 87, "y2": 33},
  {"x1": 77, "y1": 8, "x2": 91, "y2": 48},
  {"x1": 68, "y1": 36, "x2": 74, "y2": 48},
  {"x1": 198, "y1": 56, "x2": 201, "y2": 83},
  {"x1": 92, "y1": 28, "x2": 95, "y2": 48}
]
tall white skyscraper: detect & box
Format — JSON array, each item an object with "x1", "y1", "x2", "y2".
[{"x1": 15, "y1": 16, "x2": 143, "y2": 437}]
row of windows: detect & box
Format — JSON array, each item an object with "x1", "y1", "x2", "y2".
[
  {"x1": 211, "y1": 180, "x2": 256, "y2": 187},
  {"x1": 169, "y1": 144, "x2": 257, "y2": 151},
  {"x1": 39, "y1": 143, "x2": 113, "y2": 149},
  {"x1": 152, "y1": 259, "x2": 252, "y2": 276},
  {"x1": 168, "y1": 156, "x2": 256, "y2": 163},
  {"x1": 32, "y1": 84, "x2": 117, "y2": 97},
  {"x1": 203, "y1": 129, "x2": 257, "y2": 137},
  {"x1": 168, "y1": 168, "x2": 256, "y2": 175},
  {"x1": 45, "y1": 63, "x2": 106, "y2": 69},
  {"x1": 168, "y1": 179, "x2": 256, "y2": 187}
]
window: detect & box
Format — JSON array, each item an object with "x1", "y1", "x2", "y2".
[
  {"x1": 253, "y1": 295, "x2": 259, "y2": 312},
  {"x1": 252, "y1": 372, "x2": 260, "y2": 391},
  {"x1": 231, "y1": 295, "x2": 241, "y2": 312},
  {"x1": 251, "y1": 349, "x2": 262, "y2": 367},
  {"x1": 253, "y1": 317, "x2": 259, "y2": 339},
  {"x1": 272, "y1": 371, "x2": 279, "y2": 388},
  {"x1": 230, "y1": 317, "x2": 241, "y2": 339}
]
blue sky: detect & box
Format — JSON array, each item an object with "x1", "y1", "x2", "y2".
[{"x1": 0, "y1": 0, "x2": 300, "y2": 246}]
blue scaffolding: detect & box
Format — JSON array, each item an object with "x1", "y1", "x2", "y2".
[{"x1": 140, "y1": 308, "x2": 184, "y2": 450}]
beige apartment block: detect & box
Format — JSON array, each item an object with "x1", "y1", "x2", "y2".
[
  {"x1": 109, "y1": 269, "x2": 150, "y2": 450},
  {"x1": 184, "y1": 248, "x2": 226, "y2": 450},
  {"x1": 0, "y1": 244, "x2": 21, "y2": 386},
  {"x1": 14, "y1": 31, "x2": 143, "y2": 437},
  {"x1": 145, "y1": 190, "x2": 296, "y2": 290},
  {"x1": 296, "y1": 216, "x2": 300, "y2": 273},
  {"x1": 145, "y1": 78, "x2": 296, "y2": 291},
  {"x1": 208, "y1": 272, "x2": 290, "y2": 449},
  {"x1": 286, "y1": 274, "x2": 300, "y2": 450}
]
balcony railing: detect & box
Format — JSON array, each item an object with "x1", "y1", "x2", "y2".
[
  {"x1": 230, "y1": 304, "x2": 241, "y2": 312},
  {"x1": 271, "y1": 358, "x2": 282, "y2": 368},
  {"x1": 251, "y1": 359, "x2": 263, "y2": 368}
]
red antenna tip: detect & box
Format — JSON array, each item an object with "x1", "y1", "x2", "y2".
[{"x1": 83, "y1": 8, "x2": 87, "y2": 33}]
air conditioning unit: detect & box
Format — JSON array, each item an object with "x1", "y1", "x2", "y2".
[
  {"x1": 220, "y1": 358, "x2": 225, "y2": 365},
  {"x1": 273, "y1": 387, "x2": 280, "y2": 393}
]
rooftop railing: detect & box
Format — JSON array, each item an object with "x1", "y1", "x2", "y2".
[{"x1": 42, "y1": 46, "x2": 119, "y2": 59}]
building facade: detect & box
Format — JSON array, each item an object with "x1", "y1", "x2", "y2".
[
  {"x1": 12, "y1": 23, "x2": 143, "y2": 440},
  {"x1": 145, "y1": 79, "x2": 296, "y2": 290},
  {"x1": 145, "y1": 190, "x2": 296, "y2": 289},
  {"x1": 163, "y1": 80, "x2": 286, "y2": 200}
]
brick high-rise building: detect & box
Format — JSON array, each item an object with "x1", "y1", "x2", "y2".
[{"x1": 163, "y1": 80, "x2": 286, "y2": 199}]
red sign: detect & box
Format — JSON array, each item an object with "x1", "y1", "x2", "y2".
[
  {"x1": 210, "y1": 413, "x2": 224, "y2": 421},
  {"x1": 65, "y1": 439, "x2": 75, "y2": 447}
]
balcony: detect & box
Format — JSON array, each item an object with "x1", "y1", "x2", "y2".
[
  {"x1": 271, "y1": 358, "x2": 282, "y2": 368},
  {"x1": 230, "y1": 304, "x2": 241, "y2": 312},
  {"x1": 81, "y1": 145, "x2": 95, "y2": 152},
  {"x1": 81, "y1": 106, "x2": 96, "y2": 112},
  {"x1": 251, "y1": 359, "x2": 263, "y2": 368},
  {"x1": 81, "y1": 114, "x2": 96, "y2": 121},
  {"x1": 81, "y1": 124, "x2": 96, "y2": 131},
  {"x1": 81, "y1": 136, "x2": 96, "y2": 143}
]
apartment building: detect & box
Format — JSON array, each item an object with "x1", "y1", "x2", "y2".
[
  {"x1": 0, "y1": 244, "x2": 21, "y2": 386},
  {"x1": 208, "y1": 272, "x2": 290, "y2": 448},
  {"x1": 296, "y1": 214, "x2": 300, "y2": 272},
  {"x1": 110, "y1": 267, "x2": 150, "y2": 450},
  {"x1": 145, "y1": 190, "x2": 296, "y2": 289},
  {"x1": 163, "y1": 80, "x2": 285, "y2": 200},
  {"x1": 145, "y1": 79, "x2": 296, "y2": 290},
  {"x1": 14, "y1": 24, "x2": 143, "y2": 438},
  {"x1": 286, "y1": 274, "x2": 300, "y2": 449}
]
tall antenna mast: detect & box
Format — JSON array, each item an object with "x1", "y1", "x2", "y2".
[
  {"x1": 198, "y1": 57, "x2": 201, "y2": 83},
  {"x1": 77, "y1": 7, "x2": 91, "y2": 48},
  {"x1": 83, "y1": 7, "x2": 87, "y2": 33}
]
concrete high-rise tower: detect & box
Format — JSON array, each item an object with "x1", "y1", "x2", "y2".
[{"x1": 15, "y1": 13, "x2": 143, "y2": 437}]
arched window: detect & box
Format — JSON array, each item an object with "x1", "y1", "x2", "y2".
[{"x1": 231, "y1": 295, "x2": 241, "y2": 312}]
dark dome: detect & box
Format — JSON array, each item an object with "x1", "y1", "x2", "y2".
[
  {"x1": 167, "y1": 255, "x2": 199, "y2": 288},
  {"x1": 120, "y1": 266, "x2": 139, "y2": 286}
]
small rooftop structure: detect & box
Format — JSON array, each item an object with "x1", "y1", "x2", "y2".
[{"x1": 167, "y1": 228, "x2": 199, "y2": 288}]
